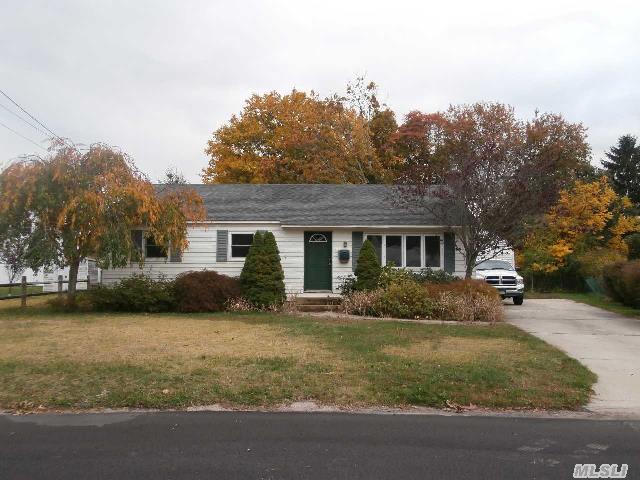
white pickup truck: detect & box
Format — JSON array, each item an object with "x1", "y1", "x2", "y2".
[{"x1": 473, "y1": 260, "x2": 524, "y2": 305}]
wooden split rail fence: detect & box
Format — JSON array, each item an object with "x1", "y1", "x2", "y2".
[{"x1": 0, "y1": 276, "x2": 91, "y2": 307}]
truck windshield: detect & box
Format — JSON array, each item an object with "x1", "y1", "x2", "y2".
[{"x1": 476, "y1": 260, "x2": 515, "y2": 271}]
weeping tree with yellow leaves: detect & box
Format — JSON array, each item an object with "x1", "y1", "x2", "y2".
[
  {"x1": 520, "y1": 176, "x2": 639, "y2": 289},
  {"x1": 0, "y1": 141, "x2": 205, "y2": 302}
]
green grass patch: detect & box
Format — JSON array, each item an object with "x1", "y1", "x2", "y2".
[
  {"x1": 0, "y1": 305, "x2": 596, "y2": 411},
  {"x1": 0, "y1": 285, "x2": 43, "y2": 299},
  {"x1": 527, "y1": 291, "x2": 640, "y2": 318}
]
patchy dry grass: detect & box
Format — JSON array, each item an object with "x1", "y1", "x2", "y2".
[
  {"x1": 0, "y1": 302, "x2": 595, "y2": 411},
  {"x1": 383, "y1": 337, "x2": 522, "y2": 364},
  {"x1": 0, "y1": 316, "x2": 334, "y2": 364},
  {"x1": 0, "y1": 295, "x2": 50, "y2": 310}
]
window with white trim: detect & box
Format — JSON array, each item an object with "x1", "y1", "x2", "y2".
[
  {"x1": 230, "y1": 233, "x2": 254, "y2": 259},
  {"x1": 405, "y1": 235, "x2": 421, "y2": 267},
  {"x1": 424, "y1": 235, "x2": 441, "y2": 267},
  {"x1": 145, "y1": 234, "x2": 167, "y2": 258},
  {"x1": 364, "y1": 234, "x2": 443, "y2": 268},
  {"x1": 385, "y1": 235, "x2": 402, "y2": 267},
  {"x1": 308, "y1": 233, "x2": 328, "y2": 243}
]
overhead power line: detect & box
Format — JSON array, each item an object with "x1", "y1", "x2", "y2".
[
  {"x1": 0, "y1": 102, "x2": 49, "y2": 137},
  {"x1": 0, "y1": 88, "x2": 64, "y2": 143},
  {"x1": 0, "y1": 120, "x2": 47, "y2": 151}
]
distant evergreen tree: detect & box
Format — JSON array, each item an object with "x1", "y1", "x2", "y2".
[
  {"x1": 239, "y1": 231, "x2": 286, "y2": 308},
  {"x1": 626, "y1": 233, "x2": 640, "y2": 260},
  {"x1": 354, "y1": 239, "x2": 382, "y2": 291},
  {"x1": 602, "y1": 135, "x2": 640, "y2": 205}
]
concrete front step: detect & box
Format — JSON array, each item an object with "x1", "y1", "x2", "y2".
[
  {"x1": 295, "y1": 297, "x2": 342, "y2": 306},
  {"x1": 296, "y1": 304, "x2": 343, "y2": 313}
]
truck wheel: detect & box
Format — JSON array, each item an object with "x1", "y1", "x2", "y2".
[{"x1": 513, "y1": 296, "x2": 524, "y2": 305}]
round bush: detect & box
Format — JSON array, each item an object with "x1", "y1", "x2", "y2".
[
  {"x1": 173, "y1": 270, "x2": 240, "y2": 312},
  {"x1": 602, "y1": 260, "x2": 640, "y2": 307},
  {"x1": 374, "y1": 279, "x2": 434, "y2": 319}
]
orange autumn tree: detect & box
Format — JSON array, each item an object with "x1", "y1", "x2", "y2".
[
  {"x1": 520, "y1": 177, "x2": 639, "y2": 276},
  {"x1": 203, "y1": 89, "x2": 398, "y2": 184},
  {"x1": 0, "y1": 142, "x2": 205, "y2": 300}
]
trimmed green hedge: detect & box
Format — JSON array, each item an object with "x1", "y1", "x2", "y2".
[
  {"x1": 87, "y1": 274, "x2": 176, "y2": 313},
  {"x1": 354, "y1": 239, "x2": 381, "y2": 291},
  {"x1": 240, "y1": 231, "x2": 286, "y2": 308}
]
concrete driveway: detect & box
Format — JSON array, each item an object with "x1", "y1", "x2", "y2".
[{"x1": 506, "y1": 299, "x2": 640, "y2": 417}]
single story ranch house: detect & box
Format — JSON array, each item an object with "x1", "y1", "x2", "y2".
[{"x1": 101, "y1": 184, "x2": 514, "y2": 295}]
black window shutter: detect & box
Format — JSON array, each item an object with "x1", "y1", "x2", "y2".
[
  {"x1": 443, "y1": 232, "x2": 456, "y2": 273},
  {"x1": 352, "y1": 231, "x2": 363, "y2": 272},
  {"x1": 131, "y1": 230, "x2": 143, "y2": 254},
  {"x1": 216, "y1": 230, "x2": 228, "y2": 262}
]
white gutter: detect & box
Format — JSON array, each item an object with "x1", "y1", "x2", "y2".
[
  {"x1": 281, "y1": 225, "x2": 460, "y2": 229},
  {"x1": 187, "y1": 221, "x2": 282, "y2": 225},
  {"x1": 187, "y1": 221, "x2": 460, "y2": 229}
]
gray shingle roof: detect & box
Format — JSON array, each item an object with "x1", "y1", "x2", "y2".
[{"x1": 167, "y1": 184, "x2": 445, "y2": 226}]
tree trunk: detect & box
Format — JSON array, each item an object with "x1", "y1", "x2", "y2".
[
  {"x1": 465, "y1": 253, "x2": 477, "y2": 279},
  {"x1": 465, "y1": 263, "x2": 473, "y2": 279},
  {"x1": 67, "y1": 259, "x2": 80, "y2": 304},
  {"x1": 7, "y1": 273, "x2": 16, "y2": 295}
]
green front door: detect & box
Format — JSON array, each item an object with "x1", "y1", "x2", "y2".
[{"x1": 304, "y1": 231, "x2": 332, "y2": 291}]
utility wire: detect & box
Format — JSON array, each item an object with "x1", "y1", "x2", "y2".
[
  {"x1": 0, "y1": 88, "x2": 64, "y2": 143},
  {"x1": 0, "y1": 120, "x2": 47, "y2": 151},
  {"x1": 0, "y1": 102, "x2": 49, "y2": 137}
]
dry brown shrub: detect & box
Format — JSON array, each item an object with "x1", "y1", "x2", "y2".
[
  {"x1": 342, "y1": 289, "x2": 382, "y2": 316},
  {"x1": 173, "y1": 270, "x2": 240, "y2": 312}
]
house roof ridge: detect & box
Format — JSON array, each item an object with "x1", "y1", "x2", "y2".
[{"x1": 156, "y1": 183, "x2": 449, "y2": 226}]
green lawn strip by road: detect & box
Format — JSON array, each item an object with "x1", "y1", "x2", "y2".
[
  {"x1": 527, "y1": 291, "x2": 640, "y2": 318},
  {"x1": 0, "y1": 304, "x2": 595, "y2": 411},
  {"x1": 0, "y1": 285, "x2": 43, "y2": 299}
]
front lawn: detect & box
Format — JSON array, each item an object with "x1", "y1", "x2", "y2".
[
  {"x1": 0, "y1": 285, "x2": 43, "y2": 299},
  {"x1": 0, "y1": 303, "x2": 595, "y2": 411}
]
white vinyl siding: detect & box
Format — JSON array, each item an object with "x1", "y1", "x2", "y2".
[
  {"x1": 102, "y1": 224, "x2": 346, "y2": 295},
  {"x1": 102, "y1": 225, "x2": 476, "y2": 294}
]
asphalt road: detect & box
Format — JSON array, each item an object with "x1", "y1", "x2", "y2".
[{"x1": 1, "y1": 411, "x2": 639, "y2": 479}]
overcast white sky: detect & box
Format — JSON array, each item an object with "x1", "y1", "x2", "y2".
[{"x1": 1, "y1": 0, "x2": 639, "y2": 182}]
